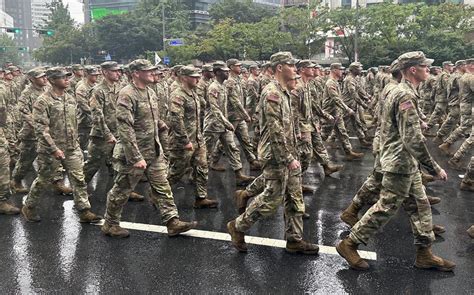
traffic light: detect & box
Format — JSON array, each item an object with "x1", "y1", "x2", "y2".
[
  {"x1": 0, "y1": 47, "x2": 6, "y2": 52},
  {"x1": 18, "y1": 47, "x2": 27, "y2": 51},
  {"x1": 5, "y1": 27, "x2": 21, "y2": 34},
  {"x1": 37, "y1": 29, "x2": 54, "y2": 36}
]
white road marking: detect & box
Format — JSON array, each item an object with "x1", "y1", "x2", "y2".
[{"x1": 95, "y1": 220, "x2": 377, "y2": 260}]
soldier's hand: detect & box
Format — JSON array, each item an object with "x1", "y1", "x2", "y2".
[
  {"x1": 245, "y1": 115, "x2": 251, "y2": 123},
  {"x1": 226, "y1": 124, "x2": 235, "y2": 132},
  {"x1": 184, "y1": 142, "x2": 193, "y2": 151},
  {"x1": 107, "y1": 136, "x2": 117, "y2": 144},
  {"x1": 435, "y1": 169, "x2": 448, "y2": 181},
  {"x1": 133, "y1": 159, "x2": 147, "y2": 170},
  {"x1": 53, "y1": 149, "x2": 65, "y2": 160},
  {"x1": 420, "y1": 121, "x2": 428, "y2": 130},
  {"x1": 288, "y1": 159, "x2": 301, "y2": 171}
]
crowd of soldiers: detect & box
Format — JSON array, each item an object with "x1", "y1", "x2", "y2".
[{"x1": 0, "y1": 49, "x2": 472, "y2": 272}]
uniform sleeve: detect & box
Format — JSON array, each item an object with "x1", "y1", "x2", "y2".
[
  {"x1": 33, "y1": 97, "x2": 58, "y2": 154},
  {"x1": 328, "y1": 81, "x2": 351, "y2": 112},
  {"x1": 18, "y1": 91, "x2": 34, "y2": 132},
  {"x1": 75, "y1": 85, "x2": 92, "y2": 123},
  {"x1": 116, "y1": 93, "x2": 143, "y2": 164},
  {"x1": 169, "y1": 93, "x2": 190, "y2": 146},
  {"x1": 226, "y1": 79, "x2": 249, "y2": 120},
  {"x1": 208, "y1": 87, "x2": 233, "y2": 129},
  {"x1": 90, "y1": 89, "x2": 113, "y2": 140}
]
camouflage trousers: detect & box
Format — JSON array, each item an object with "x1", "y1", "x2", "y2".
[
  {"x1": 437, "y1": 106, "x2": 460, "y2": 139},
  {"x1": 298, "y1": 137, "x2": 313, "y2": 173},
  {"x1": 12, "y1": 140, "x2": 64, "y2": 183},
  {"x1": 0, "y1": 146, "x2": 10, "y2": 202},
  {"x1": 427, "y1": 102, "x2": 447, "y2": 127},
  {"x1": 451, "y1": 131, "x2": 473, "y2": 162},
  {"x1": 421, "y1": 99, "x2": 435, "y2": 118},
  {"x1": 105, "y1": 155, "x2": 179, "y2": 225},
  {"x1": 168, "y1": 145, "x2": 208, "y2": 199},
  {"x1": 344, "y1": 107, "x2": 368, "y2": 141},
  {"x1": 445, "y1": 103, "x2": 472, "y2": 144},
  {"x1": 25, "y1": 148, "x2": 91, "y2": 211},
  {"x1": 352, "y1": 154, "x2": 382, "y2": 207},
  {"x1": 204, "y1": 130, "x2": 242, "y2": 171},
  {"x1": 83, "y1": 136, "x2": 114, "y2": 184},
  {"x1": 78, "y1": 126, "x2": 91, "y2": 151},
  {"x1": 311, "y1": 130, "x2": 331, "y2": 167},
  {"x1": 350, "y1": 171, "x2": 435, "y2": 246},
  {"x1": 235, "y1": 164, "x2": 305, "y2": 242},
  {"x1": 462, "y1": 156, "x2": 474, "y2": 185},
  {"x1": 321, "y1": 113, "x2": 353, "y2": 153},
  {"x1": 230, "y1": 120, "x2": 257, "y2": 163}
]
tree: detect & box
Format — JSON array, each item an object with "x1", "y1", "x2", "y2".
[
  {"x1": 209, "y1": 0, "x2": 275, "y2": 24},
  {"x1": 0, "y1": 34, "x2": 20, "y2": 66}
]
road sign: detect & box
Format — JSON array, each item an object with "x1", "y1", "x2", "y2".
[
  {"x1": 163, "y1": 56, "x2": 170, "y2": 65},
  {"x1": 168, "y1": 39, "x2": 184, "y2": 46}
]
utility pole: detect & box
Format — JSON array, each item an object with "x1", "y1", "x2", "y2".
[
  {"x1": 162, "y1": 3, "x2": 166, "y2": 51},
  {"x1": 354, "y1": 0, "x2": 359, "y2": 62}
]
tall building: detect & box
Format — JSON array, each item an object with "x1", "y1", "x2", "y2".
[{"x1": 84, "y1": 0, "x2": 139, "y2": 23}]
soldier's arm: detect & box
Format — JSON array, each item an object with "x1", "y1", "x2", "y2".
[
  {"x1": 116, "y1": 93, "x2": 143, "y2": 164},
  {"x1": 90, "y1": 89, "x2": 113, "y2": 140},
  {"x1": 328, "y1": 82, "x2": 351, "y2": 112},
  {"x1": 18, "y1": 92, "x2": 34, "y2": 130},
  {"x1": 208, "y1": 88, "x2": 233, "y2": 129},
  {"x1": 227, "y1": 80, "x2": 250, "y2": 120},
  {"x1": 290, "y1": 90, "x2": 301, "y2": 137},
  {"x1": 397, "y1": 95, "x2": 441, "y2": 175},
  {"x1": 75, "y1": 86, "x2": 92, "y2": 122},
  {"x1": 348, "y1": 79, "x2": 368, "y2": 108},
  {"x1": 169, "y1": 94, "x2": 190, "y2": 146},
  {"x1": 33, "y1": 97, "x2": 58, "y2": 154},
  {"x1": 246, "y1": 80, "x2": 259, "y2": 114}
]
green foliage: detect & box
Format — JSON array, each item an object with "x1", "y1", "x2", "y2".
[
  {"x1": 209, "y1": 0, "x2": 276, "y2": 24},
  {"x1": 0, "y1": 34, "x2": 20, "y2": 65}
]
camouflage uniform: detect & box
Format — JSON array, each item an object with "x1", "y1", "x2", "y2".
[
  {"x1": 104, "y1": 81, "x2": 178, "y2": 225},
  {"x1": 196, "y1": 71, "x2": 212, "y2": 129},
  {"x1": 437, "y1": 66, "x2": 465, "y2": 139},
  {"x1": 0, "y1": 86, "x2": 11, "y2": 202},
  {"x1": 461, "y1": 156, "x2": 474, "y2": 187},
  {"x1": 419, "y1": 74, "x2": 436, "y2": 116},
  {"x1": 427, "y1": 69, "x2": 450, "y2": 127},
  {"x1": 350, "y1": 73, "x2": 438, "y2": 247},
  {"x1": 2, "y1": 78, "x2": 20, "y2": 167},
  {"x1": 75, "y1": 79, "x2": 94, "y2": 151},
  {"x1": 342, "y1": 72, "x2": 370, "y2": 141}
]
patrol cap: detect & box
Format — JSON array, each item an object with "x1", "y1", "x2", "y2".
[
  {"x1": 330, "y1": 63, "x2": 345, "y2": 70},
  {"x1": 7, "y1": 65, "x2": 19, "y2": 72},
  {"x1": 227, "y1": 58, "x2": 242, "y2": 67},
  {"x1": 0, "y1": 68, "x2": 4, "y2": 73},
  {"x1": 128, "y1": 59, "x2": 157, "y2": 72},
  {"x1": 241, "y1": 67, "x2": 248, "y2": 73},
  {"x1": 455, "y1": 60, "x2": 466, "y2": 67},
  {"x1": 296, "y1": 60, "x2": 315, "y2": 69},
  {"x1": 212, "y1": 61, "x2": 230, "y2": 71},
  {"x1": 348, "y1": 62, "x2": 363, "y2": 71},
  {"x1": 27, "y1": 67, "x2": 46, "y2": 78},
  {"x1": 172, "y1": 65, "x2": 184, "y2": 74},
  {"x1": 201, "y1": 64, "x2": 213, "y2": 72},
  {"x1": 84, "y1": 66, "x2": 100, "y2": 75},
  {"x1": 71, "y1": 64, "x2": 83, "y2": 71},
  {"x1": 46, "y1": 67, "x2": 73, "y2": 79},
  {"x1": 390, "y1": 59, "x2": 400, "y2": 73},
  {"x1": 179, "y1": 66, "x2": 201, "y2": 77},
  {"x1": 466, "y1": 58, "x2": 474, "y2": 65},
  {"x1": 249, "y1": 64, "x2": 258, "y2": 70},
  {"x1": 262, "y1": 61, "x2": 271, "y2": 69},
  {"x1": 270, "y1": 51, "x2": 297, "y2": 66},
  {"x1": 100, "y1": 61, "x2": 120, "y2": 71},
  {"x1": 442, "y1": 61, "x2": 454, "y2": 67},
  {"x1": 398, "y1": 51, "x2": 434, "y2": 70}
]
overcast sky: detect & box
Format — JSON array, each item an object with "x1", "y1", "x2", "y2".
[{"x1": 63, "y1": 0, "x2": 84, "y2": 24}]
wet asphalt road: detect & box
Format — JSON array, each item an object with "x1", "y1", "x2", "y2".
[{"x1": 0, "y1": 139, "x2": 472, "y2": 294}]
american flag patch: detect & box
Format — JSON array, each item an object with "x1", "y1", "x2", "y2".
[
  {"x1": 267, "y1": 94, "x2": 280, "y2": 103},
  {"x1": 399, "y1": 100, "x2": 414, "y2": 111}
]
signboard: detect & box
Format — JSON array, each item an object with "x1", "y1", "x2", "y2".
[
  {"x1": 168, "y1": 39, "x2": 184, "y2": 46},
  {"x1": 163, "y1": 56, "x2": 170, "y2": 65}
]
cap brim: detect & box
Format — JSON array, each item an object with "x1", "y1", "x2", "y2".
[
  {"x1": 421, "y1": 58, "x2": 434, "y2": 66},
  {"x1": 34, "y1": 73, "x2": 46, "y2": 78},
  {"x1": 188, "y1": 74, "x2": 201, "y2": 77}
]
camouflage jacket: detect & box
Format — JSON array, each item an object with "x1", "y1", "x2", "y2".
[
  {"x1": 446, "y1": 72, "x2": 463, "y2": 107},
  {"x1": 0, "y1": 86, "x2": 8, "y2": 147},
  {"x1": 75, "y1": 80, "x2": 95, "y2": 128},
  {"x1": 342, "y1": 74, "x2": 369, "y2": 110},
  {"x1": 308, "y1": 78, "x2": 332, "y2": 124},
  {"x1": 114, "y1": 83, "x2": 167, "y2": 164},
  {"x1": 150, "y1": 81, "x2": 169, "y2": 123},
  {"x1": 17, "y1": 84, "x2": 45, "y2": 141},
  {"x1": 169, "y1": 84, "x2": 204, "y2": 149},
  {"x1": 225, "y1": 74, "x2": 249, "y2": 122},
  {"x1": 434, "y1": 71, "x2": 450, "y2": 103},
  {"x1": 204, "y1": 79, "x2": 233, "y2": 133},
  {"x1": 258, "y1": 80, "x2": 298, "y2": 166},
  {"x1": 33, "y1": 89, "x2": 80, "y2": 154},
  {"x1": 292, "y1": 80, "x2": 314, "y2": 134},
  {"x1": 90, "y1": 79, "x2": 119, "y2": 140},
  {"x1": 419, "y1": 75, "x2": 436, "y2": 103},
  {"x1": 322, "y1": 77, "x2": 351, "y2": 115},
  {"x1": 245, "y1": 75, "x2": 260, "y2": 116},
  {"x1": 68, "y1": 75, "x2": 83, "y2": 95},
  {"x1": 459, "y1": 73, "x2": 473, "y2": 116},
  {"x1": 379, "y1": 80, "x2": 441, "y2": 175}
]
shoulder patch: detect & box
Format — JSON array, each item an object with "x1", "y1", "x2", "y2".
[
  {"x1": 172, "y1": 96, "x2": 184, "y2": 106},
  {"x1": 266, "y1": 93, "x2": 280, "y2": 103},
  {"x1": 399, "y1": 100, "x2": 414, "y2": 111}
]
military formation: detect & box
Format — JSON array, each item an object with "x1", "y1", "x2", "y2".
[{"x1": 0, "y1": 50, "x2": 472, "y2": 273}]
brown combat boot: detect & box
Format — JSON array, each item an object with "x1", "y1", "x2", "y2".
[
  {"x1": 285, "y1": 240, "x2": 319, "y2": 255},
  {"x1": 0, "y1": 201, "x2": 20, "y2": 215},
  {"x1": 249, "y1": 160, "x2": 262, "y2": 171},
  {"x1": 53, "y1": 180, "x2": 73, "y2": 195},
  {"x1": 433, "y1": 136, "x2": 444, "y2": 145},
  {"x1": 460, "y1": 180, "x2": 474, "y2": 192},
  {"x1": 10, "y1": 180, "x2": 29, "y2": 194},
  {"x1": 427, "y1": 195, "x2": 441, "y2": 206},
  {"x1": 235, "y1": 169, "x2": 255, "y2": 186},
  {"x1": 448, "y1": 158, "x2": 464, "y2": 171},
  {"x1": 421, "y1": 173, "x2": 435, "y2": 185},
  {"x1": 414, "y1": 245, "x2": 455, "y2": 271},
  {"x1": 79, "y1": 209, "x2": 103, "y2": 223},
  {"x1": 234, "y1": 190, "x2": 252, "y2": 214},
  {"x1": 345, "y1": 151, "x2": 364, "y2": 161},
  {"x1": 193, "y1": 197, "x2": 219, "y2": 209},
  {"x1": 210, "y1": 162, "x2": 226, "y2": 171},
  {"x1": 432, "y1": 224, "x2": 445, "y2": 236},
  {"x1": 340, "y1": 202, "x2": 361, "y2": 227},
  {"x1": 129, "y1": 191, "x2": 145, "y2": 202},
  {"x1": 438, "y1": 142, "x2": 452, "y2": 156},
  {"x1": 467, "y1": 225, "x2": 474, "y2": 238},
  {"x1": 227, "y1": 220, "x2": 247, "y2": 252},
  {"x1": 101, "y1": 222, "x2": 130, "y2": 238},
  {"x1": 323, "y1": 163, "x2": 343, "y2": 176},
  {"x1": 336, "y1": 238, "x2": 369, "y2": 270},
  {"x1": 21, "y1": 206, "x2": 41, "y2": 222},
  {"x1": 166, "y1": 217, "x2": 198, "y2": 237}
]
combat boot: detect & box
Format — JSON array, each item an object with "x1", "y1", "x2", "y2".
[
  {"x1": 460, "y1": 180, "x2": 474, "y2": 192},
  {"x1": 250, "y1": 160, "x2": 262, "y2": 171},
  {"x1": 438, "y1": 142, "x2": 452, "y2": 156},
  {"x1": 432, "y1": 224, "x2": 445, "y2": 236},
  {"x1": 433, "y1": 136, "x2": 444, "y2": 145},
  {"x1": 101, "y1": 222, "x2": 130, "y2": 238},
  {"x1": 235, "y1": 169, "x2": 255, "y2": 186},
  {"x1": 193, "y1": 197, "x2": 219, "y2": 209},
  {"x1": 467, "y1": 225, "x2": 474, "y2": 238},
  {"x1": 323, "y1": 163, "x2": 343, "y2": 176},
  {"x1": 285, "y1": 240, "x2": 319, "y2": 255},
  {"x1": 234, "y1": 190, "x2": 252, "y2": 214},
  {"x1": 227, "y1": 220, "x2": 247, "y2": 252},
  {"x1": 53, "y1": 180, "x2": 73, "y2": 195},
  {"x1": 414, "y1": 245, "x2": 455, "y2": 272},
  {"x1": 340, "y1": 202, "x2": 361, "y2": 227},
  {"x1": 427, "y1": 195, "x2": 441, "y2": 206},
  {"x1": 21, "y1": 206, "x2": 41, "y2": 222},
  {"x1": 166, "y1": 217, "x2": 198, "y2": 237},
  {"x1": 448, "y1": 158, "x2": 464, "y2": 171},
  {"x1": 301, "y1": 184, "x2": 314, "y2": 194},
  {"x1": 79, "y1": 209, "x2": 102, "y2": 223},
  {"x1": 345, "y1": 151, "x2": 364, "y2": 161},
  {"x1": 10, "y1": 180, "x2": 29, "y2": 194},
  {"x1": 421, "y1": 173, "x2": 435, "y2": 185},
  {"x1": 0, "y1": 201, "x2": 20, "y2": 215},
  {"x1": 129, "y1": 191, "x2": 145, "y2": 202},
  {"x1": 210, "y1": 161, "x2": 226, "y2": 172},
  {"x1": 336, "y1": 238, "x2": 369, "y2": 270}
]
